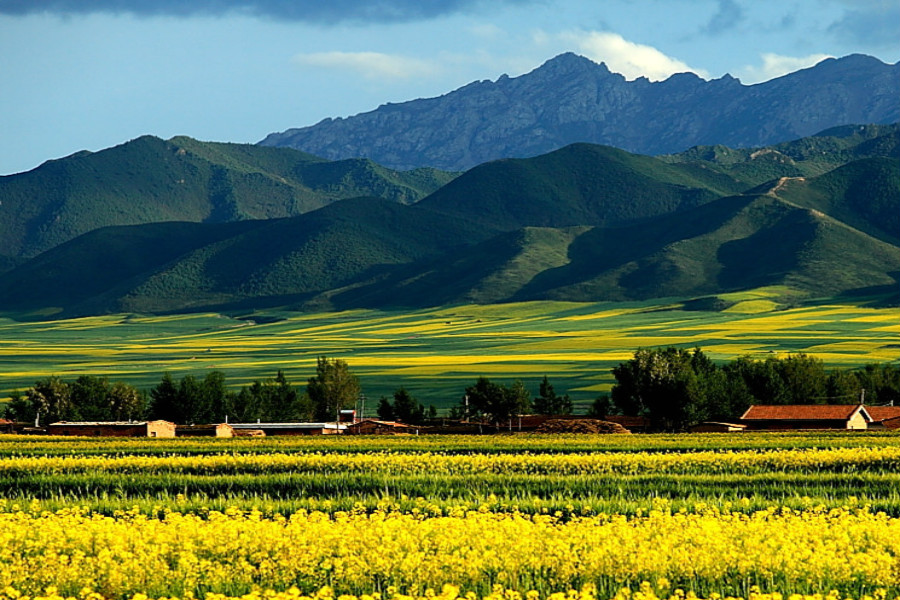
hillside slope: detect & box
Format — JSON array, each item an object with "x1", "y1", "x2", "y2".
[
  {"x1": 1, "y1": 135, "x2": 897, "y2": 318},
  {"x1": 0, "y1": 135, "x2": 456, "y2": 260}
]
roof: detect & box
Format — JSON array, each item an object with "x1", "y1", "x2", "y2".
[
  {"x1": 740, "y1": 404, "x2": 871, "y2": 421},
  {"x1": 229, "y1": 422, "x2": 346, "y2": 430},
  {"x1": 347, "y1": 419, "x2": 419, "y2": 429},
  {"x1": 48, "y1": 421, "x2": 161, "y2": 426},
  {"x1": 880, "y1": 416, "x2": 900, "y2": 430},
  {"x1": 863, "y1": 405, "x2": 900, "y2": 422}
]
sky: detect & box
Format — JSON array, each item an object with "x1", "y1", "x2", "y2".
[{"x1": 1, "y1": 0, "x2": 898, "y2": 175}]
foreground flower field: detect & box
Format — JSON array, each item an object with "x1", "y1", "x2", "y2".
[{"x1": 2, "y1": 433, "x2": 899, "y2": 600}]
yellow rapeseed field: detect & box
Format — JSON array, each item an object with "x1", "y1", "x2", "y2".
[{"x1": 0, "y1": 505, "x2": 896, "y2": 599}]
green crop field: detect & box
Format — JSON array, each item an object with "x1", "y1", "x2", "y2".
[{"x1": 2, "y1": 292, "x2": 898, "y2": 411}]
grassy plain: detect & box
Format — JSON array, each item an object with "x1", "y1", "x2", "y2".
[{"x1": 2, "y1": 295, "x2": 898, "y2": 409}]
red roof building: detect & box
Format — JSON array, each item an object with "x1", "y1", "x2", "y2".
[
  {"x1": 739, "y1": 404, "x2": 872, "y2": 430},
  {"x1": 863, "y1": 405, "x2": 900, "y2": 426}
]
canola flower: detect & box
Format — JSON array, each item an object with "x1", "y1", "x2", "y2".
[
  {"x1": 0, "y1": 583, "x2": 891, "y2": 600},
  {"x1": 0, "y1": 505, "x2": 898, "y2": 599},
  {"x1": 5, "y1": 446, "x2": 900, "y2": 477}
]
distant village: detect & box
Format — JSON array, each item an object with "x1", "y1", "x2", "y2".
[{"x1": 2, "y1": 403, "x2": 899, "y2": 438}]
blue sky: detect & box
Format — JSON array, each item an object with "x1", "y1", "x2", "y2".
[{"x1": 1, "y1": 0, "x2": 898, "y2": 175}]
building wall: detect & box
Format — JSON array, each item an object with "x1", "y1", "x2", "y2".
[
  {"x1": 147, "y1": 421, "x2": 176, "y2": 438},
  {"x1": 847, "y1": 412, "x2": 868, "y2": 430},
  {"x1": 50, "y1": 424, "x2": 147, "y2": 437},
  {"x1": 743, "y1": 419, "x2": 854, "y2": 431},
  {"x1": 690, "y1": 423, "x2": 744, "y2": 433}
]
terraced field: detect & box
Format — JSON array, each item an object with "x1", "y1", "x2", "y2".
[{"x1": 2, "y1": 293, "x2": 898, "y2": 409}]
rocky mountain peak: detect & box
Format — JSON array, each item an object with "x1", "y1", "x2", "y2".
[{"x1": 260, "y1": 54, "x2": 899, "y2": 171}]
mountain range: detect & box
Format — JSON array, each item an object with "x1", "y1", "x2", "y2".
[
  {"x1": 259, "y1": 53, "x2": 900, "y2": 172},
  {"x1": 0, "y1": 124, "x2": 897, "y2": 318}
]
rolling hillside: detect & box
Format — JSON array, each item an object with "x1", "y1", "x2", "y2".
[
  {"x1": 0, "y1": 135, "x2": 456, "y2": 261},
  {"x1": 0, "y1": 198, "x2": 492, "y2": 316},
  {"x1": 0, "y1": 131, "x2": 897, "y2": 318}
]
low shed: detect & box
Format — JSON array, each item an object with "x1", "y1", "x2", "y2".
[
  {"x1": 345, "y1": 419, "x2": 421, "y2": 435},
  {"x1": 48, "y1": 420, "x2": 176, "y2": 437},
  {"x1": 689, "y1": 421, "x2": 747, "y2": 433},
  {"x1": 229, "y1": 422, "x2": 346, "y2": 436},
  {"x1": 175, "y1": 423, "x2": 234, "y2": 437}
]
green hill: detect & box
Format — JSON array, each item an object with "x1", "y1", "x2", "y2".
[
  {"x1": 416, "y1": 143, "x2": 745, "y2": 230},
  {"x1": 0, "y1": 135, "x2": 456, "y2": 260},
  {"x1": 661, "y1": 123, "x2": 900, "y2": 186},
  {"x1": 512, "y1": 195, "x2": 900, "y2": 302},
  {"x1": 0, "y1": 198, "x2": 491, "y2": 317},
  {"x1": 338, "y1": 194, "x2": 900, "y2": 307},
  {"x1": 772, "y1": 157, "x2": 900, "y2": 243},
  {"x1": 1, "y1": 130, "x2": 897, "y2": 318}
]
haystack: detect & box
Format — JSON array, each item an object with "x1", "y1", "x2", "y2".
[{"x1": 534, "y1": 419, "x2": 631, "y2": 434}]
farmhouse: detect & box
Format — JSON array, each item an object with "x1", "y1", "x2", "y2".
[
  {"x1": 0, "y1": 419, "x2": 14, "y2": 434},
  {"x1": 175, "y1": 423, "x2": 234, "y2": 437},
  {"x1": 344, "y1": 419, "x2": 422, "y2": 435},
  {"x1": 228, "y1": 422, "x2": 346, "y2": 436},
  {"x1": 739, "y1": 404, "x2": 872, "y2": 430},
  {"x1": 863, "y1": 405, "x2": 900, "y2": 428},
  {"x1": 47, "y1": 420, "x2": 176, "y2": 437}
]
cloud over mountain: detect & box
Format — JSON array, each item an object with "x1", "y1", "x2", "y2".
[{"x1": 561, "y1": 30, "x2": 708, "y2": 81}]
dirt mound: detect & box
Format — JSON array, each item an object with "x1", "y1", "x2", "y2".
[{"x1": 535, "y1": 419, "x2": 631, "y2": 434}]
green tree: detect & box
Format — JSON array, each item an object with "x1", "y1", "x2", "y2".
[
  {"x1": 464, "y1": 377, "x2": 530, "y2": 427},
  {"x1": 856, "y1": 363, "x2": 900, "y2": 406},
  {"x1": 826, "y1": 369, "x2": 863, "y2": 404},
  {"x1": 150, "y1": 372, "x2": 181, "y2": 422},
  {"x1": 376, "y1": 396, "x2": 395, "y2": 421},
  {"x1": 611, "y1": 348, "x2": 710, "y2": 431},
  {"x1": 587, "y1": 395, "x2": 614, "y2": 419},
  {"x1": 533, "y1": 375, "x2": 573, "y2": 415},
  {"x1": 108, "y1": 382, "x2": 146, "y2": 421},
  {"x1": 307, "y1": 357, "x2": 360, "y2": 422},
  {"x1": 727, "y1": 356, "x2": 790, "y2": 405},
  {"x1": 26, "y1": 376, "x2": 73, "y2": 425},
  {"x1": 2, "y1": 390, "x2": 35, "y2": 423},
  {"x1": 775, "y1": 353, "x2": 828, "y2": 403},
  {"x1": 70, "y1": 375, "x2": 112, "y2": 421},
  {"x1": 391, "y1": 387, "x2": 425, "y2": 424}
]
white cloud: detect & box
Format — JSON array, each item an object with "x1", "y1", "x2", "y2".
[
  {"x1": 736, "y1": 53, "x2": 834, "y2": 84},
  {"x1": 560, "y1": 30, "x2": 709, "y2": 81},
  {"x1": 292, "y1": 51, "x2": 437, "y2": 80}
]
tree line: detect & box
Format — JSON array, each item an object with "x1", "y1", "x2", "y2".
[
  {"x1": 591, "y1": 348, "x2": 900, "y2": 431},
  {"x1": 3, "y1": 357, "x2": 361, "y2": 426},
  {"x1": 3, "y1": 349, "x2": 899, "y2": 430}
]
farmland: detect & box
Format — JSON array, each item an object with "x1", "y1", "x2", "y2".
[
  {"x1": 2, "y1": 293, "x2": 898, "y2": 409},
  {"x1": 3, "y1": 432, "x2": 900, "y2": 600}
]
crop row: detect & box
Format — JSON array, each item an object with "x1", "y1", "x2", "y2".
[
  {"x1": 6, "y1": 445, "x2": 900, "y2": 476},
  {"x1": 2, "y1": 431, "x2": 899, "y2": 458},
  {"x1": 1, "y1": 505, "x2": 896, "y2": 599}
]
